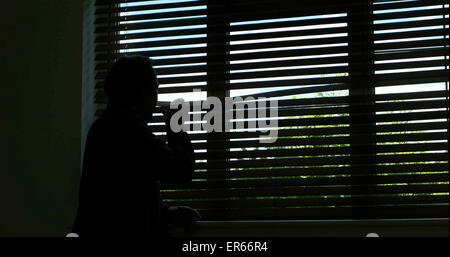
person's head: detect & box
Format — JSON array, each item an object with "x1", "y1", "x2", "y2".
[{"x1": 104, "y1": 55, "x2": 158, "y2": 121}]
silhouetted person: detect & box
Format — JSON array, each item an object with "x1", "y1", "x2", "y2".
[{"x1": 73, "y1": 56, "x2": 200, "y2": 237}]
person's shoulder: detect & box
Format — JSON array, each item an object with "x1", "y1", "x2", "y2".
[
  {"x1": 86, "y1": 115, "x2": 118, "y2": 140},
  {"x1": 88, "y1": 115, "x2": 108, "y2": 132}
]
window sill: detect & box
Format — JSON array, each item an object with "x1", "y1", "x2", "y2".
[{"x1": 169, "y1": 218, "x2": 449, "y2": 237}]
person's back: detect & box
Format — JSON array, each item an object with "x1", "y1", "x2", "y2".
[{"x1": 73, "y1": 56, "x2": 198, "y2": 237}]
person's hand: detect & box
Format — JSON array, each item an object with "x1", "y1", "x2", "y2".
[
  {"x1": 161, "y1": 98, "x2": 183, "y2": 128},
  {"x1": 161, "y1": 106, "x2": 177, "y2": 126},
  {"x1": 167, "y1": 206, "x2": 201, "y2": 227}
]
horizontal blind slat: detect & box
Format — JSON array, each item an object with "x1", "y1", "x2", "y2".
[
  {"x1": 167, "y1": 195, "x2": 449, "y2": 209},
  {"x1": 191, "y1": 163, "x2": 448, "y2": 179},
  {"x1": 194, "y1": 205, "x2": 449, "y2": 220},
  {"x1": 162, "y1": 173, "x2": 448, "y2": 190},
  {"x1": 161, "y1": 184, "x2": 449, "y2": 199}
]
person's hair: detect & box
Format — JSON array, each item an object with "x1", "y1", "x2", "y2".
[{"x1": 104, "y1": 55, "x2": 158, "y2": 106}]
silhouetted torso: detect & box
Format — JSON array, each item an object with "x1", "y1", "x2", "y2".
[{"x1": 73, "y1": 107, "x2": 194, "y2": 237}]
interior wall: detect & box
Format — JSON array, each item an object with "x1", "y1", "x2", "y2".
[
  {"x1": 0, "y1": 0, "x2": 87, "y2": 236},
  {"x1": 82, "y1": 0, "x2": 96, "y2": 159}
]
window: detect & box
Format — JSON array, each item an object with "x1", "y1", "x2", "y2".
[{"x1": 93, "y1": 0, "x2": 449, "y2": 220}]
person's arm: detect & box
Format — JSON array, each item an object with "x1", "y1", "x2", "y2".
[
  {"x1": 158, "y1": 105, "x2": 200, "y2": 227},
  {"x1": 161, "y1": 204, "x2": 202, "y2": 227},
  {"x1": 156, "y1": 135, "x2": 200, "y2": 227},
  {"x1": 136, "y1": 131, "x2": 194, "y2": 183},
  {"x1": 165, "y1": 129, "x2": 195, "y2": 183},
  {"x1": 151, "y1": 104, "x2": 195, "y2": 183}
]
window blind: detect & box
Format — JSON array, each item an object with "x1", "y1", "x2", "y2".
[
  {"x1": 370, "y1": 0, "x2": 449, "y2": 218},
  {"x1": 93, "y1": 0, "x2": 449, "y2": 220}
]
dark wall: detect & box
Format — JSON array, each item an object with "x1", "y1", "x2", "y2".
[{"x1": 0, "y1": 0, "x2": 84, "y2": 236}]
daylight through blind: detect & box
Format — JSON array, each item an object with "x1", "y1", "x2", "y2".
[{"x1": 93, "y1": 0, "x2": 449, "y2": 220}]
